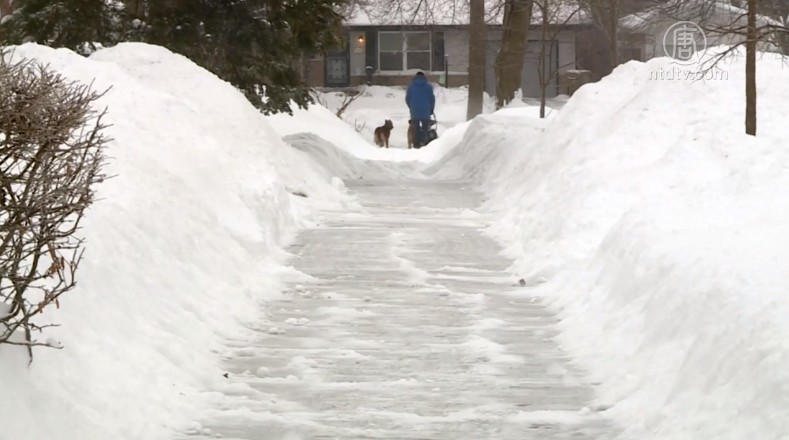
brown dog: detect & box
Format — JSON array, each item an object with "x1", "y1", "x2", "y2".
[
  {"x1": 373, "y1": 119, "x2": 394, "y2": 148},
  {"x1": 407, "y1": 120, "x2": 416, "y2": 149}
]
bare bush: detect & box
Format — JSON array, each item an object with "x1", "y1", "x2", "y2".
[
  {"x1": 0, "y1": 51, "x2": 110, "y2": 362},
  {"x1": 335, "y1": 88, "x2": 364, "y2": 118},
  {"x1": 310, "y1": 89, "x2": 330, "y2": 109}
]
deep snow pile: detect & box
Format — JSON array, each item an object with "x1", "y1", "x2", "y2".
[
  {"x1": 430, "y1": 48, "x2": 789, "y2": 440},
  {"x1": 0, "y1": 43, "x2": 357, "y2": 440}
]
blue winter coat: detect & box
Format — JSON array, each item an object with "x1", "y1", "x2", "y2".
[{"x1": 405, "y1": 76, "x2": 435, "y2": 120}]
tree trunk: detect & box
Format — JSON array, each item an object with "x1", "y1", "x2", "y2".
[
  {"x1": 123, "y1": 0, "x2": 144, "y2": 19},
  {"x1": 586, "y1": 0, "x2": 620, "y2": 71},
  {"x1": 539, "y1": 3, "x2": 547, "y2": 118},
  {"x1": 761, "y1": 0, "x2": 789, "y2": 55},
  {"x1": 607, "y1": 1, "x2": 619, "y2": 69},
  {"x1": 493, "y1": 0, "x2": 534, "y2": 108},
  {"x1": 745, "y1": 0, "x2": 757, "y2": 136},
  {"x1": 467, "y1": 0, "x2": 486, "y2": 120}
]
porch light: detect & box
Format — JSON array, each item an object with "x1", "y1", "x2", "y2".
[{"x1": 357, "y1": 35, "x2": 365, "y2": 45}]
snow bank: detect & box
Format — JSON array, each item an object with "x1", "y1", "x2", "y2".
[
  {"x1": 437, "y1": 49, "x2": 789, "y2": 439},
  {"x1": 312, "y1": 85, "x2": 491, "y2": 150},
  {"x1": 270, "y1": 85, "x2": 492, "y2": 164},
  {"x1": 421, "y1": 113, "x2": 546, "y2": 180},
  {"x1": 272, "y1": 84, "x2": 564, "y2": 169},
  {"x1": 0, "y1": 42, "x2": 354, "y2": 440},
  {"x1": 282, "y1": 132, "x2": 416, "y2": 179}
]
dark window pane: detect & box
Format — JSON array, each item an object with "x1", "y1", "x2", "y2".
[
  {"x1": 406, "y1": 32, "x2": 430, "y2": 51},
  {"x1": 379, "y1": 32, "x2": 403, "y2": 52},
  {"x1": 407, "y1": 51, "x2": 431, "y2": 70},
  {"x1": 380, "y1": 51, "x2": 404, "y2": 70},
  {"x1": 432, "y1": 31, "x2": 445, "y2": 71},
  {"x1": 365, "y1": 31, "x2": 378, "y2": 70}
]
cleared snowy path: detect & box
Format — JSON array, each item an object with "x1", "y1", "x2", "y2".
[{"x1": 184, "y1": 179, "x2": 616, "y2": 440}]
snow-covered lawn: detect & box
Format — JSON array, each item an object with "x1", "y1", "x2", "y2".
[{"x1": 3, "y1": 38, "x2": 789, "y2": 440}]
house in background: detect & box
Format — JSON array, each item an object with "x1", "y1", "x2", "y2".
[
  {"x1": 302, "y1": 0, "x2": 609, "y2": 99},
  {"x1": 620, "y1": 0, "x2": 785, "y2": 61},
  {"x1": 0, "y1": 0, "x2": 15, "y2": 19}
]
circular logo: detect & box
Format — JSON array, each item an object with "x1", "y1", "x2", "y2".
[{"x1": 662, "y1": 21, "x2": 708, "y2": 65}]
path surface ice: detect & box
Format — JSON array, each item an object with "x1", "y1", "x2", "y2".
[{"x1": 181, "y1": 180, "x2": 617, "y2": 440}]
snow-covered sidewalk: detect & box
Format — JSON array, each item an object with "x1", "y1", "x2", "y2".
[{"x1": 181, "y1": 179, "x2": 617, "y2": 440}]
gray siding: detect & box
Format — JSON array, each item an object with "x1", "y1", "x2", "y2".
[
  {"x1": 485, "y1": 29, "x2": 574, "y2": 99},
  {"x1": 444, "y1": 29, "x2": 471, "y2": 73}
]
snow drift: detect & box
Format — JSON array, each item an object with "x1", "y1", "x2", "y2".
[
  {"x1": 310, "y1": 85, "x2": 495, "y2": 152},
  {"x1": 272, "y1": 85, "x2": 500, "y2": 164},
  {"x1": 269, "y1": 83, "x2": 563, "y2": 165},
  {"x1": 0, "y1": 42, "x2": 356, "y2": 440},
  {"x1": 282, "y1": 133, "x2": 418, "y2": 180},
  {"x1": 431, "y1": 48, "x2": 789, "y2": 440}
]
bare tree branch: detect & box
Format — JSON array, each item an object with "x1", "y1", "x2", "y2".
[
  {"x1": 534, "y1": 0, "x2": 582, "y2": 117},
  {"x1": 335, "y1": 87, "x2": 365, "y2": 118}
]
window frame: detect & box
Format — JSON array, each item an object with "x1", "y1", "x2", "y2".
[{"x1": 377, "y1": 30, "x2": 433, "y2": 72}]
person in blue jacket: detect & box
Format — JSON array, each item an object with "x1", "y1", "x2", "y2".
[{"x1": 405, "y1": 71, "x2": 435, "y2": 147}]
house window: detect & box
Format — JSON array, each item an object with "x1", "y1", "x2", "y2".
[{"x1": 378, "y1": 31, "x2": 432, "y2": 72}]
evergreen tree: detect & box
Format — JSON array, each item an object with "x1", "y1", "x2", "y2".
[
  {"x1": 131, "y1": 0, "x2": 346, "y2": 114},
  {"x1": 0, "y1": 0, "x2": 124, "y2": 54},
  {"x1": 1, "y1": 0, "x2": 347, "y2": 114}
]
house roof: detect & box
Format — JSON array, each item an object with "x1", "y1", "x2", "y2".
[
  {"x1": 620, "y1": 0, "x2": 782, "y2": 31},
  {"x1": 344, "y1": 0, "x2": 590, "y2": 27}
]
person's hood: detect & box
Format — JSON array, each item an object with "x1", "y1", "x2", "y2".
[{"x1": 412, "y1": 76, "x2": 428, "y2": 86}]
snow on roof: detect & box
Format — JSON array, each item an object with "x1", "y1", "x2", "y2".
[
  {"x1": 343, "y1": 0, "x2": 590, "y2": 27},
  {"x1": 620, "y1": 0, "x2": 782, "y2": 31}
]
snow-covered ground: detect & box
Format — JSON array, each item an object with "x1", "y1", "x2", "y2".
[
  {"x1": 0, "y1": 42, "x2": 362, "y2": 440},
  {"x1": 424, "y1": 47, "x2": 789, "y2": 440},
  {"x1": 3, "y1": 37, "x2": 789, "y2": 440},
  {"x1": 298, "y1": 85, "x2": 566, "y2": 160}
]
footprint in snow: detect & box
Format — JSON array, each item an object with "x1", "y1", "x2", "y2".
[
  {"x1": 285, "y1": 317, "x2": 310, "y2": 326},
  {"x1": 268, "y1": 327, "x2": 287, "y2": 335}
]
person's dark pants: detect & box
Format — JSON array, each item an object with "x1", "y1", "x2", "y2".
[{"x1": 413, "y1": 118, "x2": 430, "y2": 147}]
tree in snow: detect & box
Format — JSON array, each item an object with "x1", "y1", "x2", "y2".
[
  {"x1": 0, "y1": 0, "x2": 346, "y2": 115},
  {"x1": 744, "y1": 0, "x2": 757, "y2": 135},
  {"x1": 533, "y1": 0, "x2": 582, "y2": 117},
  {"x1": 493, "y1": 0, "x2": 535, "y2": 108},
  {"x1": 467, "y1": 0, "x2": 486, "y2": 119},
  {"x1": 0, "y1": 53, "x2": 108, "y2": 361},
  {"x1": 751, "y1": 0, "x2": 789, "y2": 53},
  {"x1": 0, "y1": 0, "x2": 125, "y2": 55},
  {"x1": 577, "y1": 0, "x2": 627, "y2": 70},
  {"x1": 656, "y1": 0, "x2": 788, "y2": 135},
  {"x1": 124, "y1": 0, "x2": 346, "y2": 115}
]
